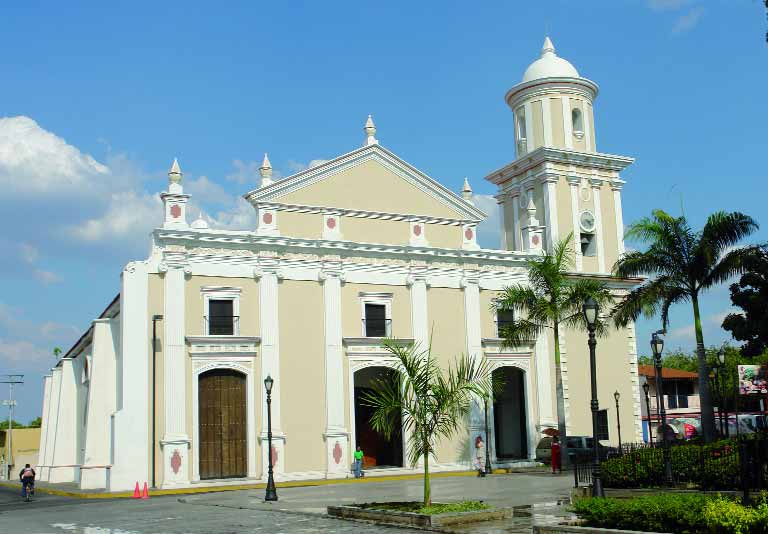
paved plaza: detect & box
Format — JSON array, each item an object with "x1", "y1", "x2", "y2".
[{"x1": 0, "y1": 472, "x2": 573, "y2": 533}]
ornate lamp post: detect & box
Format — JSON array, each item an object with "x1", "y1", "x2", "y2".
[
  {"x1": 614, "y1": 391, "x2": 622, "y2": 450},
  {"x1": 264, "y1": 375, "x2": 278, "y2": 502},
  {"x1": 642, "y1": 382, "x2": 653, "y2": 444},
  {"x1": 711, "y1": 362, "x2": 723, "y2": 437},
  {"x1": 718, "y1": 348, "x2": 729, "y2": 437},
  {"x1": 582, "y1": 297, "x2": 603, "y2": 497},
  {"x1": 651, "y1": 331, "x2": 672, "y2": 484},
  {"x1": 484, "y1": 398, "x2": 492, "y2": 475}
]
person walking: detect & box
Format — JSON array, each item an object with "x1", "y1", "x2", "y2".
[
  {"x1": 474, "y1": 436, "x2": 486, "y2": 477},
  {"x1": 19, "y1": 463, "x2": 35, "y2": 500},
  {"x1": 551, "y1": 436, "x2": 562, "y2": 474},
  {"x1": 353, "y1": 445, "x2": 364, "y2": 479}
]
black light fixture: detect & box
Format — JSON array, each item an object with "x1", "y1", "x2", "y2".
[
  {"x1": 581, "y1": 296, "x2": 603, "y2": 497},
  {"x1": 484, "y1": 398, "x2": 492, "y2": 475},
  {"x1": 711, "y1": 363, "x2": 724, "y2": 437},
  {"x1": 651, "y1": 330, "x2": 672, "y2": 484},
  {"x1": 264, "y1": 375, "x2": 278, "y2": 502},
  {"x1": 614, "y1": 390, "x2": 622, "y2": 450},
  {"x1": 717, "y1": 347, "x2": 729, "y2": 437},
  {"x1": 718, "y1": 347, "x2": 726, "y2": 366},
  {"x1": 642, "y1": 382, "x2": 653, "y2": 444}
]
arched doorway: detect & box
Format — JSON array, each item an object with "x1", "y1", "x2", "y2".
[
  {"x1": 198, "y1": 369, "x2": 247, "y2": 479},
  {"x1": 492, "y1": 367, "x2": 528, "y2": 460},
  {"x1": 354, "y1": 367, "x2": 403, "y2": 469}
]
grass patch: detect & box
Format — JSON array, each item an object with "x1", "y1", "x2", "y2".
[{"x1": 361, "y1": 501, "x2": 489, "y2": 515}]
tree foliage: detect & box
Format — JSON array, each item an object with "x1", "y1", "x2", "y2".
[
  {"x1": 361, "y1": 339, "x2": 495, "y2": 505},
  {"x1": 722, "y1": 251, "x2": 768, "y2": 357},
  {"x1": 613, "y1": 209, "x2": 763, "y2": 443}
]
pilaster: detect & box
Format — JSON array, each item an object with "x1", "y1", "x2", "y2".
[
  {"x1": 49, "y1": 358, "x2": 77, "y2": 483},
  {"x1": 612, "y1": 182, "x2": 626, "y2": 256},
  {"x1": 590, "y1": 178, "x2": 606, "y2": 273},
  {"x1": 511, "y1": 191, "x2": 521, "y2": 251},
  {"x1": 407, "y1": 269, "x2": 429, "y2": 349},
  {"x1": 542, "y1": 175, "x2": 559, "y2": 251},
  {"x1": 567, "y1": 176, "x2": 583, "y2": 271},
  {"x1": 534, "y1": 333, "x2": 556, "y2": 429},
  {"x1": 461, "y1": 273, "x2": 485, "y2": 457},
  {"x1": 319, "y1": 265, "x2": 349, "y2": 478},
  {"x1": 254, "y1": 259, "x2": 285, "y2": 476},
  {"x1": 159, "y1": 255, "x2": 191, "y2": 487}
]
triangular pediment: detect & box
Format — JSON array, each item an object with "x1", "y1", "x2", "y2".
[{"x1": 244, "y1": 145, "x2": 486, "y2": 222}]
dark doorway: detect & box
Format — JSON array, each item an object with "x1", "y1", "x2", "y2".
[
  {"x1": 492, "y1": 367, "x2": 528, "y2": 459},
  {"x1": 354, "y1": 367, "x2": 403, "y2": 469},
  {"x1": 198, "y1": 369, "x2": 247, "y2": 479}
]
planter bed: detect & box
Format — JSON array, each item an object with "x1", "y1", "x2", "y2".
[
  {"x1": 534, "y1": 525, "x2": 669, "y2": 534},
  {"x1": 327, "y1": 502, "x2": 511, "y2": 528}
]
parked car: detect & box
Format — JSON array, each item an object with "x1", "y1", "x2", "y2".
[{"x1": 535, "y1": 435, "x2": 609, "y2": 464}]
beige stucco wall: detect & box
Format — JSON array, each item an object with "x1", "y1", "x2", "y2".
[
  {"x1": 427, "y1": 287, "x2": 468, "y2": 464},
  {"x1": 341, "y1": 217, "x2": 409, "y2": 246},
  {"x1": 279, "y1": 211, "x2": 322, "y2": 240},
  {"x1": 184, "y1": 275, "x2": 260, "y2": 337},
  {"x1": 587, "y1": 102, "x2": 596, "y2": 150},
  {"x1": 341, "y1": 283, "x2": 412, "y2": 339},
  {"x1": 531, "y1": 100, "x2": 544, "y2": 149},
  {"x1": 550, "y1": 97, "x2": 565, "y2": 148},
  {"x1": 600, "y1": 184, "x2": 619, "y2": 272},
  {"x1": 426, "y1": 223, "x2": 463, "y2": 249},
  {"x1": 479, "y1": 290, "x2": 502, "y2": 339},
  {"x1": 569, "y1": 98, "x2": 587, "y2": 153},
  {"x1": 279, "y1": 280, "x2": 326, "y2": 473},
  {"x1": 277, "y1": 159, "x2": 464, "y2": 220}
]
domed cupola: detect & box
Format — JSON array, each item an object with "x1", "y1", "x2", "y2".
[{"x1": 506, "y1": 37, "x2": 599, "y2": 157}]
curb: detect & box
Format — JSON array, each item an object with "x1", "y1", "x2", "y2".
[{"x1": 0, "y1": 470, "x2": 481, "y2": 499}]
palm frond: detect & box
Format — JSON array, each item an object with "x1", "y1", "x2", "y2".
[
  {"x1": 701, "y1": 245, "x2": 766, "y2": 290},
  {"x1": 700, "y1": 211, "x2": 759, "y2": 257}
]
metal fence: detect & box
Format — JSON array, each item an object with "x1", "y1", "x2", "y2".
[{"x1": 574, "y1": 434, "x2": 768, "y2": 498}]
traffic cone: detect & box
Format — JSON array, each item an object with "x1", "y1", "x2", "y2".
[
  {"x1": 141, "y1": 482, "x2": 149, "y2": 499},
  {"x1": 133, "y1": 482, "x2": 141, "y2": 499}
]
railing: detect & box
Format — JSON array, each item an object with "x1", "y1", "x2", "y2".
[
  {"x1": 204, "y1": 315, "x2": 240, "y2": 336},
  {"x1": 649, "y1": 394, "x2": 701, "y2": 411},
  {"x1": 362, "y1": 318, "x2": 392, "y2": 338},
  {"x1": 573, "y1": 461, "x2": 593, "y2": 487}
]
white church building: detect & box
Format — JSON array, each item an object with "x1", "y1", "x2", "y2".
[{"x1": 37, "y1": 38, "x2": 643, "y2": 491}]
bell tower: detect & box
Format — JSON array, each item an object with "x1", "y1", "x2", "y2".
[{"x1": 486, "y1": 37, "x2": 634, "y2": 275}]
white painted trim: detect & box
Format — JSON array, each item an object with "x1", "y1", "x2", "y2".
[
  {"x1": 561, "y1": 97, "x2": 573, "y2": 150},
  {"x1": 568, "y1": 178, "x2": 583, "y2": 271},
  {"x1": 612, "y1": 186, "x2": 625, "y2": 256},
  {"x1": 542, "y1": 178, "x2": 559, "y2": 252},
  {"x1": 583, "y1": 100, "x2": 593, "y2": 152},
  {"x1": 191, "y1": 357, "x2": 257, "y2": 482},
  {"x1": 201, "y1": 287, "x2": 241, "y2": 336},
  {"x1": 591, "y1": 181, "x2": 606, "y2": 273},
  {"x1": 512, "y1": 196, "x2": 521, "y2": 252},
  {"x1": 523, "y1": 102, "x2": 535, "y2": 152},
  {"x1": 359, "y1": 293, "x2": 393, "y2": 337}
]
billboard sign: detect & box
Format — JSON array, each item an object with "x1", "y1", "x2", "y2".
[{"x1": 738, "y1": 365, "x2": 768, "y2": 395}]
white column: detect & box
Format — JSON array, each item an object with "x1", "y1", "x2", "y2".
[
  {"x1": 542, "y1": 177, "x2": 559, "y2": 251},
  {"x1": 591, "y1": 179, "x2": 606, "y2": 273},
  {"x1": 110, "y1": 261, "x2": 150, "y2": 491},
  {"x1": 37, "y1": 374, "x2": 52, "y2": 481},
  {"x1": 50, "y1": 359, "x2": 77, "y2": 483},
  {"x1": 626, "y1": 321, "x2": 643, "y2": 442},
  {"x1": 542, "y1": 98, "x2": 553, "y2": 147},
  {"x1": 160, "y1": 260, "x2": 190, "y2": 487},
  {"x1": 511, "y1": 193, "x2": 521, "y2": 251},
  {"x1": 524, "y1": 101, "x2": 535, "y2": 151},
  {"x1": 535, "y1": 333, "x2": 556, "y2": 429},
  {"x1": 583, "y1": 101, "x2": 593, "y2": 152},
  {"x1": 561, "y1": 97, "x2": 573, "y2": 150},
  {"x1": 612, "y1": 184, "x2": 626, "y2": 256},
  {"x1": 256, "y1": 262, "x2": 285, "y2": 477},
  {"x1": 497, "y1": 197, "x2": 508, "y2": 250},
  {"x1": 462, "y1": 275, "x2": 485, "y2": 461},
  {"x1": 567, "y1": 177, "x2": 583, "y2": 271},
  {"x1": 409, "y1": 271, "x2": 429, "y2": 350},
  {"x1": 320, "y1": 268, "x2": 349, "y2": 478}
]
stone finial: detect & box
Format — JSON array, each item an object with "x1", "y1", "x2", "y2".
[
  {"x1": 364, "y1": 114, "x2": 378, "y2": 146},
  {"x1": 526, "y1": 196, "x2": 539, "y2": 226},
  {"x1": 461, "y1": 177, "x2": 473, "y2": 202},
  {"x1": 259, "y1": 153, "x2": 274, "y2": 187},
  {"x1": 168, "y1": 158, "x2": 183, "y2": 193},
  {"x1": 542, "y1": 36, "x2": 555, "y2": 56}
]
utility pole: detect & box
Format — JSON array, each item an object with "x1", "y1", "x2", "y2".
[{"x1": 1, "y1": 375, "x2": 23, "y2": 480}]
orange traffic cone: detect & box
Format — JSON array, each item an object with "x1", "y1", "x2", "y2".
[
  {"x1": 133, "y1": 482, "x2": 141, "y2": 499},
  {"x1": 141, "y1": 482, "x2": 149, "y2": 499}
]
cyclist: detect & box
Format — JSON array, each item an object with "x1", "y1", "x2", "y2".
[{"x1": 19, "y1": 464, "x2": 35, "y2": 500}]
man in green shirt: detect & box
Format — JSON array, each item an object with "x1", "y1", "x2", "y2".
[{"x1": 353, "y1": 445, "x2": 364, "y2": 478}]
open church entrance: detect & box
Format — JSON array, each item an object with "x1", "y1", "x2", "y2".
[
  {"x1": 354, "y1": 367, "x2": 404, "y2": 469},
  {"x1": 492, "y1": 367, "x2": 528, "y2": 460}
]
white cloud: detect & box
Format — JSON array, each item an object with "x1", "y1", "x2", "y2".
[
  {"x1": 0, "y1": 338, "x2": 51, "y2": 365},
  {"x1": 672, "y1": 6, "x2": 704, "y2": 34},
  {"x1": 666, "y1": 309, "x2": 731, "y2": 343},
  {"x1": 66, "y1": 190, "x2": 162, "y2": 244},
  {"x1": 186, "y1": 175, "x2": 234, "y2": 207},
  {"x1": 226, "y1": 159, "x2": 263, "y2": 185},
  {"x1": 0, "y1": 116, "x2": 109, "y2": 195},
  {"x1": 472, "y1": 194, "x2": 501, "y2": 250},
  {"x1": 286, "y1": 159, "x2": 330, "y2": 174},
  {"x1": 647, "y1": 0, "x2": 694, "y2": 11}
]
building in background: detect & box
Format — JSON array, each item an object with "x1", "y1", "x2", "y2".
[
  {"x1": 38, "y1": 37, "x2": 643, "y2": 492},
  {"x1": 0, "y1": 427, "x2": 41, "y2": 480}
]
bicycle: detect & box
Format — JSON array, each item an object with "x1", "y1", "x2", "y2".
[{"x1": 22, "y1": 481, "x2": 34, "y2": 502}]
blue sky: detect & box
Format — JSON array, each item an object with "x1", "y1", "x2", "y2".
[{"x1": 1, "y1": 1, "x2": 766, "y2": 421}]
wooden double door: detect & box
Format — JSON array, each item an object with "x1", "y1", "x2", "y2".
[{"x1": 198, "y1": 369, "x2": 247, "y2": 479}]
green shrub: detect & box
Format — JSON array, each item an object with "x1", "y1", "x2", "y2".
[{"x1": 573, "y1": 494, "x2": 768, "y2": 534}]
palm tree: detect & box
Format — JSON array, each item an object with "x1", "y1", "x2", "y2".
[
  {"x1": 613, "y1": 209, "x2": 763, "y2": 443},
  {"x1": 493, "y1": 234, "x2": 612, "y2": 461},
  {"x1": 362, "y1": 339, "x2": 495, "y2": 506}
]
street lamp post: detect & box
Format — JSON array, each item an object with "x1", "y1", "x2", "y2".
[
  {"x1": 264, "y1": 375, "x2": 278, "y2": 502},
  {"x1": 718, "y1": 348, "x2": 729, "y2": 438},
  {"x1": 642, "y1": 382, "x2": 653, "y2": 445},
  {"x1": 582, "y1": 297, "x2": 603, "y2": 497},
  {"x1": 614, "y1": 391, "x2": 622, "y2": 451},
  {"x1": 484, "y1": 398, "x2": 492, "y2": 475},
  {"x1": 711, "y1": 363, "x2": 722, "y2": 437},
  {"x1": 651, "y1": 331, "x2": 672, "y2": 485}
]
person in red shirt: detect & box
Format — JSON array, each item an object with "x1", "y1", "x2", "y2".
[{"x1": 551, "y1": 436, "x2": 562, "y2": 474}]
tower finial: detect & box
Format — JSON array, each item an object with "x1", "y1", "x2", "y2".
[
  {"x1": 168, "y1": 157, "x2": 183, "y2": 192},
  {"x1": 259, "y1": 153, "x2": 274, "y2": 187},
  {"x1": 364, "y1": 114, "x2": 378, "y2": 146},
  {"x1": 541, "y1": 36, "x2": 555, "y2": 56},
  {"x1": 461, "y1": 177, "x2": 473, "y2": 202}
]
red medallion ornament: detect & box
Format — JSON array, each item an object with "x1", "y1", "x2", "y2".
[
  {"x1": 327, "y1": 218, "x2": 336, "y2": 229},
  {"x1": 465, "y1": 228, "x2": 473, "y2": 240},
  {"x1": 171, "y1": 450, "x2": 182, "y2": 474},
  {"x1": 170, "y1": 205, "x2": 181, "y2": 219},
  {"x1": 532, "y1": 234, "x2": 540, "y2": 246},
  {"x1": 263, "y1": 212, "x2": 273, "y2": 224},
  {"x1": 333, "y1": 442, "x2": 343, "y2": 464},
  {"x1": 413, "y1": 225, "x2": 421, "y2": 236}
]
